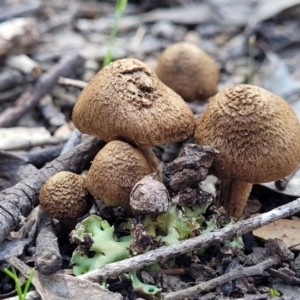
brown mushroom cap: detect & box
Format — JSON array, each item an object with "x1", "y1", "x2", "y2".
[
  {"x1": 156, "y1": 42, "x2": 219, "y2": 101},
  {"x1": 39, "y1": 171, "x2": 90, "y2": 221},
  {"x1": 72, "y1": 58, "x2": 195, "y2": 148},
  {"x1": 85, "y1": 140, "x2": 158, "y2": 207},
  {"x1": 194, "y1": 84, "x2": 300, "y2": 183}
]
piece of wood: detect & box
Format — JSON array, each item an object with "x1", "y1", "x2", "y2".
[
  {"x1": 35, "y1": 212, "x2": 62, "y2": 275},
  {"x1": 0, "y1": 136, "x2": 104, "y2": 246},
  {"x1": 0, "y1": 53, "x2": 85, "y2": 127},
  {"x1": 6, "y1": 54, "x2": 42, "y2": 77}
]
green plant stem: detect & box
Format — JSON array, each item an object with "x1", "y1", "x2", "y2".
[
  {"x1": 103, "y1": 0, "x2": 127, "y2": 67},
  {"x1": 23, "y1": 269, "x2": 34, "y2": 299},
  {"x1": 3, "y1": 267, "x2": 34, "y2": 300},
  {"x1": 3, "y1": 268, "x2": 24, "y2": 300},
  {"x1": 246, "y1": 35, "x2": 255, "y2": 83}
]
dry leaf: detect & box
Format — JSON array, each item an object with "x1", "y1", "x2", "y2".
[{"x1": 253, "y1": 219, "x2": 300, "y2": 250}]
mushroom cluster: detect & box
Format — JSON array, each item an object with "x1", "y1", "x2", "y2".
[
  {"x1": 156, "y1": 42, "x2": 219, "y2": 102},
  {"x1": 195, "y1": 84, "x2": 300, "y2": 218},
  {"x1": 72, "y1": 58, "x2": 196, "y2": 209}
]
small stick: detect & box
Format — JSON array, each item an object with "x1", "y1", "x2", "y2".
[
  {"x1": 0, "y1": 53, "x2": 85, "y2": 127},
  {"x1": 267, "y1": 268, "x2": 300, "y2": 285},
  {"x1": 60, "y1": 129, "x2": 82, "y2": 155},
  {"x1": 162, "y1": 256, "x2": 280, "y2": 300},
  {"x1": 78, "y1": 198, "x2": 300, "y2": 282},
  {"x1": 6, "y1": 54, "x2": 42, "y2": 77},
  {"x1": 275, "y1": 165, "x2": 300, "y2": 191},
  {"x1": 58, "y1": 76, "x2": 88, "y2": 89},
  {"x1": 38, "y1": 95, "x2": 66, "y2": 128},
  {"x1": 34, "y1": 212, "x2": 62, "y2": 275},
  {"x1": 20, "y1": 143, "x2": 65, "y2": 168}
]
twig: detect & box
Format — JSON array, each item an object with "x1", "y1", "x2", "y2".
[
  {"x1": 275, "y1": 165, "x2": 300, "y2": 191},
  {"x1": 162, "y1": 256, "x2": 280, "y2": 300},
  {"x1": 0, "y1": 137, "x2": 105, "y2": 246},
  {"x1": 20, "y1": 143, "x2": 65, "y2": 168},
  {"x1": 60, "y1": 129, "x2": 82, "y2": 155},
  {"x1": 35, "y1": 212, "x2": 62, "y2": 275},
  {"x1": 0, "y1": 53, "x2": 85, "y2": 127},
  {"x1": 6, "y1": 54, "x2": 42, "y2": 77},
  {"x1": 78, "y1": 198, "x2": 300, "y2": 282},
  {"x1": 58, "y1": 77, "x2": 88, "y2": 89},
  {"x1": 38, "y1": 95, "x2": 66, "y2": 128},
  {"x1": 267, "y1": 268, "x2": 300, "y2": 285}
]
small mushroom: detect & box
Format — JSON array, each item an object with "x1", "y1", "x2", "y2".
[
  {"x1": 194, "y1": 84, "x2": 300, "y2": 218},
  {"x1": 156, "y1": 42, "x2": 219, "y2": 101},
  {"x1": 39, "y1": 171, "x2": 91, "y2": 233},
  {"x1": 72, "y1": 58, "x2": 195, "y2": 148},
  {"x1": 85, "y1": 140, "x2": 160, "y2": 209}
]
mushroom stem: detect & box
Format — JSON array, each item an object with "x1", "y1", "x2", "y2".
[
  {"x1": 218, "y1": 180, "x2": 252, "y2": 218},
  {"x1": 139, "y1": 147, "x2": 162, "y2": 180}
]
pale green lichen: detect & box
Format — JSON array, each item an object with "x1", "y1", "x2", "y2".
[{"x1": 71, "y1": 215, "x2": 131, "y2": 275}]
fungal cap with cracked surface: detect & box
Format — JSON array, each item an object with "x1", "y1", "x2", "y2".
[
  {"x1": 72, "y1": 58, "x2": 195, "y2": 148},
  {"x1": 39, "y1": 171, "x2": 90, "y2": 221},
  {"x1": 85, "y1": 140, "x2": 159, "y2": 207},
  {"x1": 156, "y1": 42, "x2": 219, "y2": 101},
  {"x1": 195, "y1": 84, "x2": 300, "y2": 183}
]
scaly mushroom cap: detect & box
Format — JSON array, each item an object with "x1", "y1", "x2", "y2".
[
  {"x1": 195, "y1": 84, "x2": 300, "y2": 183},
  {"x1": 39, "y1": 171, "x2": 90, "y2": 220},
  {"x1": 85, "y1": 140, "x2": 159, "y2": 207},
  {"x1": 72, "y1": 58, "x2": 195, "y2": 148},
  {"x1": 156, "y1": 42, "x2": 219, "y2": 101}
]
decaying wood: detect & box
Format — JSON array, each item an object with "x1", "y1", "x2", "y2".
[
  {"x1": 162, "y1": 255, "x2": 280, "y2": 300},
  {"x1": 34, "y1": 212, "x2": 62, "y2": 275},
  {"x1": 0, "y1": 53, "x2": 85, "y2": 127},
  {"x1": 0, "y1": 136, "x2": 104, "y2": 246},
  {"x1": 79, "y1": 198, "x2": 300, "y2": 282}
]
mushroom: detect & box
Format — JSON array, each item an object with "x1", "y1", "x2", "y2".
[
  {"x1": 72, "y1": 58, "x2": 195, "y2": 148},
  {"x1": 194, "y1": 84, "x2": 300, "y2": 218},
  {"x1": 72, "y1": 58, "x2": 195, "y2": 211},
  {"x1": 85, "y1": 140, "x2": 158, "y2": 209},
  {"x1": 39, "y1": 171, "x2": 91, "y2": 233},
  {"x1": 155, "y1": 42, "x2": 219, "y2": 102}
]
